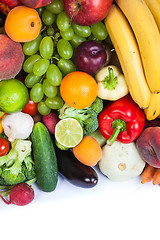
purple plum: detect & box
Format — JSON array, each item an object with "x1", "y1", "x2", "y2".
[{"x1": 74, "y1": 40, "x2": 107, "y2": 75}]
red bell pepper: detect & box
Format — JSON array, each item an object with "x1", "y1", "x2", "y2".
[{"x1": 98, "y1": 95, "x2": 145, "y2": 145}]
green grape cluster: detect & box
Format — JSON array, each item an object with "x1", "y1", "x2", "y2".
[{"x1": 22, "y1": 0, "x2": 108, "y2": 115}]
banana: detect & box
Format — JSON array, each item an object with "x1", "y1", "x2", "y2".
[
  {"x1": 104, "y1": 4, "x2": 151, "y2": 109},
  {"x1": 143, "y1": 0, "x2": 160, "y2": 31},
  {"x1": 116, "y1": 0, "x2": 160, "y2": 93},
  {"x1": 144, "y1": 92, "x2": 160, "y2": 120}
]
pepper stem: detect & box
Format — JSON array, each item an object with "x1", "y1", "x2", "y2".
[
  {"x1": 107, "y1": 119, "x2": 126, "y2": 146},
  {"x1": 102, "y1": 67, "x2": 118, "y2": 90}
]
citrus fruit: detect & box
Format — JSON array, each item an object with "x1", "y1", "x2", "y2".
[
  {"x1": 73, "y1": 136, "x2": 102, "y2": 166},
  {"x1": 0, "y1": 79, "x2": 29, "y2": 113},
  {"x1": 55, "y1": 118, "x2": 83, "y2": 148},
  {"x1": 5, "y1": 6, "x2": 41, "y2": 42},
  {"x1": 60, "y1": 71, "x2": 98, "y2": 109}
]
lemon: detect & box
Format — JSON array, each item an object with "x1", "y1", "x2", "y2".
[
  {"x1": 0, "y1": 79, "x2": 29, "y2": 113},
  {"x1": 55, "y1": 118, "x2": 83, "y2": 148}
]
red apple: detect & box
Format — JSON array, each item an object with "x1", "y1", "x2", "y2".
[
  {"x1": 0, "y1": 0, "x2": 21, "y2": 14},
  {"x1": 1, "y1": 0, "x2": 21, "y2": 8},
  {"x1": 19, "y1": 0, "x2": 54, "y2": 8},
  {"x1": 62, "y1": 0, "x2": 114, "y2": 26}
]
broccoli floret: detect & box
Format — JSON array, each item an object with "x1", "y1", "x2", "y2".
[
  {"x1": 22, "y1": 156, "x2": 36, "y2": 180},
  {"x1": 83, "y1": 110, "x2": 99, "y2": 135},
  {"x1": 88, "y1": 97, "x2": 103, "y2": 115},
  {"x1": 0, "y1": 139, "x2": 35, "y2": 186},
  {"x1": 1, "y1": 170, "x2": 26, "y2": 185},
  {"x1": 58, "y1": 97, "x2": 103, "y2": 135},
  {"x1": 59, "y1": 105, "x2": 89, "y2": 126}
]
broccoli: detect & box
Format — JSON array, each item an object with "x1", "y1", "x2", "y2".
[
  {"x1": 0, "y1": 139, "x2": 36, "y2": 186},
  {"x1": 58, "y1": 97, "x2": 103, "y2": 135},
  {"x1": 88, "y1": 97, "x2": 103, "y2": 115}
]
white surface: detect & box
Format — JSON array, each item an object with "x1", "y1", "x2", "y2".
[{"x1": 1, "y1": 167, "x2": 160, "y2": 240}]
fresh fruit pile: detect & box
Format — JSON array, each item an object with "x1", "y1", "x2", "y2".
[{"x1": 0, "y1": 0, "x2": 160, "y2": 206}]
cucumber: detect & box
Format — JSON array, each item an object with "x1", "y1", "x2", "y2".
[{"x1": 31, "y1": 122, "x2": 58, "y2": 192}]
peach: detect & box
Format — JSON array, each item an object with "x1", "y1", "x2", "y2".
[
  {"x1": 19, "y1": 0, "x2": 54, "y2": 8},
  {"x1": 136, "y1": 127, "x2": 160, "y2": 168},
  {"x1": 0, "y1": 34, "x2": 24, "y2": 80}
]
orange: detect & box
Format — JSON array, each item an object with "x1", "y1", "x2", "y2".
[
  {"x1": 60, "y1": 71, "x2": 98, "y2": 109},
  {"x1": 73, "y1": 136, "x2": 102, "y2": 166},
  {"x1": 5, "y1": 6, "x2": 41, "y2": 42}
]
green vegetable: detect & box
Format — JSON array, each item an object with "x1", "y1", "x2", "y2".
[
  {"x1": 31, "y1": 122, "x2": 58, "y2": 192},
  {"x1": 58, "y1": 97, "x2": 103, "y2": 135},
  {"x1": 0, "y1": 139, "x2": 36, "y2": 186}
]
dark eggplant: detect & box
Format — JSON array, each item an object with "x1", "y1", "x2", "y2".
[{"x1": 54, "y1": 145, "x2": 98, "y2": 188}]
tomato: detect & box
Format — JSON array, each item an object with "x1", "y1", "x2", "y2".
[
  {"x1": 0, "y1": 138, "x2": 10, "y2": 157},
  {"x1": 22, "y1": 98, "x2": 38, "y2": 116}
]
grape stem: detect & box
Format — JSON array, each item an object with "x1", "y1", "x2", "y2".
[
  {"x1": 40, "y1": 25, "x2": 47, "y2": 33},
  {"x1": 51, "y1": 56, "x2": 60, "y2": 64}
]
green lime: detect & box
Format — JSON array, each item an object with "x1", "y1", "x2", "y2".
[
  {"x1": 0, "y1": 79, "x2": 29, "y2": 113},
  {"x1": 55, "y1": 118, "x2": 83, "y2": 148},
  {"x1": 55, "y1": 139, "x2": 69, "y2": 150}
]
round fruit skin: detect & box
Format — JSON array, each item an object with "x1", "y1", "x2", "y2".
[
  {"x1": 0, "y1": 79, "x2": 29, "y2": 113},
  {"x1": 60, "y1": 71, "x2": 97, "y2": 109},
  {"x1": 0, "y1": 34, "x2": 24, "y2": 80},
  {"x1": 74, "y1": 40, "x2": 107, "y2": 75},
  {"x1": 62, "y1": 0, "x2": 113, "y2": 26},
  {"x1": 5, "y1": 6, "x2": 41, "y2": 42},
  {"x1": 19, "y1": 0, "x2": 54, "y2": 8}
]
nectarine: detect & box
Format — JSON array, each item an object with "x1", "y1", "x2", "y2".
[
  {"x1": 0, "y1": 34, "x2": 24, "y2": 80},
  {"x1": 136, "y1": 127, "x2": 160, "y2": 168}
]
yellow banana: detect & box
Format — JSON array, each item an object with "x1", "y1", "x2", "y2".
[
  {"x1": 104, "y1": 4, "x2": 151, "y2": 109},
  {"x1": 143, "y1": 0, "x2": 160, "y2": 31},
  {"x1": 144, "y1": 92, "x2": 160, "y2": 120},
  {"x1": 116, "y1": 0, "x2": 160, "y2": 93}
]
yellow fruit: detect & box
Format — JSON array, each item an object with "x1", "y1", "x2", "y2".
[
  {"x1": 105, "y1": 4, "x2": 151, "y2": 109},
  {"x1": 116, "y1": 0, "x2": 160, "y2": 93}
]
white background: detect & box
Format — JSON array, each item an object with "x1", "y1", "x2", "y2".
[{"x1": 1, "y1": 166, "x2": 160, "y2": 240}]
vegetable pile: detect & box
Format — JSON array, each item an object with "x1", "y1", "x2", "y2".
[{"x1": 0, "y1": 0, "x2": 160, "y2": 206}]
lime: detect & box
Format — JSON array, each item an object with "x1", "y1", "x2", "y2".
[
  {"x1": 55, "y1": 118, "x2": 83, "y2": 148},
  {"x1": 0, "y1": 79, "x2": 29, "y2": 113},
  {"x1": 55, "y1": 139, "x2": 69, "y2": 150}
]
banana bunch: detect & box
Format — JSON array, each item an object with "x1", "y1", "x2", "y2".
[{"x1": 105, "y1": 0, "x2": 160, "y2": 120}]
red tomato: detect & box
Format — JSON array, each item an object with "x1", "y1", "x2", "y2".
[
  {"x1": 0, "y1": 138, "x2": 10, "y2": 157},
  {"x1": 22, "y1": 98, "x2": 38, "y2": 116}
]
